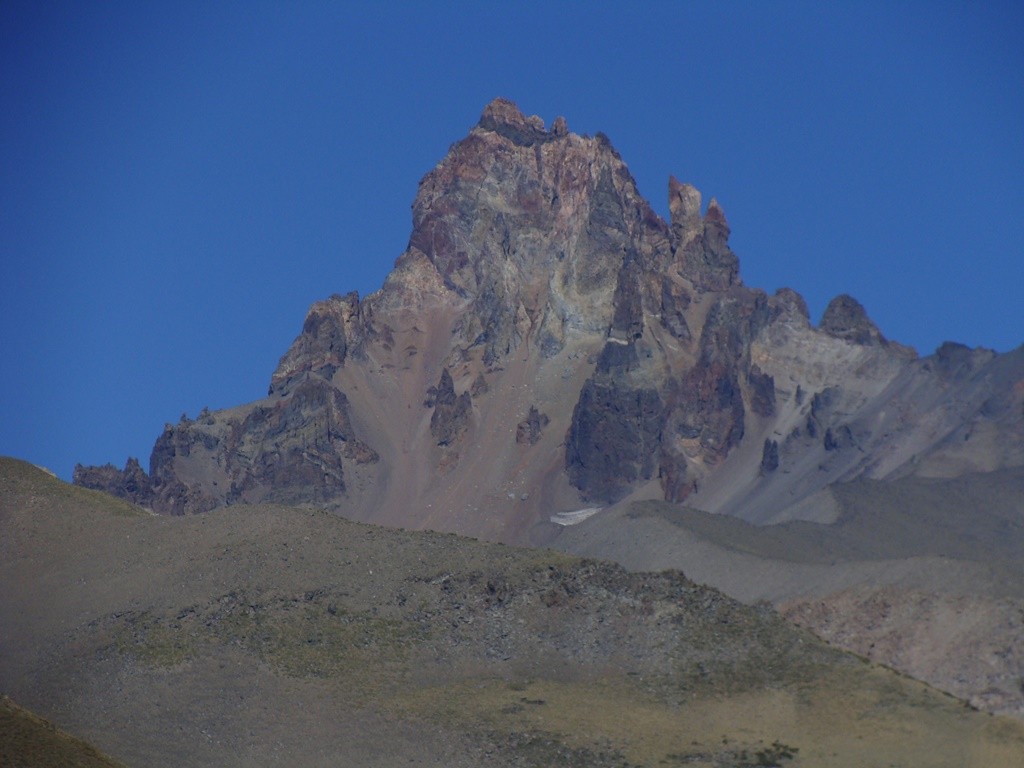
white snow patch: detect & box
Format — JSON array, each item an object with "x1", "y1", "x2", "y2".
[{"x1": 550, "y1": 507, "x2": 602, "y2": 526}]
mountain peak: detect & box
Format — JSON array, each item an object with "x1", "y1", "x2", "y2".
[
  {"x1": 479, "y1": 96, "x2": 527, "y2": 124},
  {"x1": 74, "y1": 100, "x2": 1017, "y2": 543},
  {"x1": 668, "y1": 176, "x2": 702, "y2": 222},
  {"x1": 705, "y1": 197, "x2": 728, "y2": 227},
  {"x1": 477, "y1": 97, "x2": 554, "y2": 146},
  {"x1": 820, "y1": 293, "x2": 886, "y2": 346}
]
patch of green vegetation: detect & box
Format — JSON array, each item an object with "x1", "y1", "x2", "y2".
[
  {"x1": 114, "y1": 614, "x2": 197, "y2": 666},
  {"x1": 246, "y1": 603, "x2": 423, "y2": 680},
  {"x1": 106, "y1": 609, "x2": 198, "y2": 668},
  {"x1": 397, "y1": 676, "x2": 813, "y2": 768},
  {"x1": 108, "y1": 590, "x2": 428, "y2": 691}
]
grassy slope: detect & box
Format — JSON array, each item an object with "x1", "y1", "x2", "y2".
[
  {"x1": 2, "y1": 456, "x2": 1024, "y2": 767},
  {"x1": 0, "y1": 696, "x2": 127, "y2": 768}
]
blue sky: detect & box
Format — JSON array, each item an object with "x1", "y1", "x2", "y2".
[{"x1": 2, "y1": 1, "x2": 1022, "y2": 479}]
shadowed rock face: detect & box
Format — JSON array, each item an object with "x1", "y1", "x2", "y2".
[
  {"x1": 269, "y1": 292, "x2": 362, "y2": 396},
  {"x1": 76, "y1": 98, "x2": 1024, "y2": 529},
  {"x1": 73, "y1": 458, "x2": 153, "y2": 505},
  {"x1": 566, "y1": 380, "x2": 663, "y2": 502},
  {"x1": 127, "y1": 377, "x2": 378, "y2": 515}
]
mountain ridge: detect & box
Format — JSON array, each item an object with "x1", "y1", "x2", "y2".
[{"x1": 74, "y1": 97, "x2": 1024, "y2": 538}]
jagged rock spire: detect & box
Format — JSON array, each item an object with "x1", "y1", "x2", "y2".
[
  {"x1": 668, "y1": 177, "x2": 739, "y2": 292},
  {"x1": 477, "y1": 97, "x2": 556, "y2": 146},
  {"x1": 668, "y1": 176, "x2": 703, "y2": 247},
  {"x1": 820, "y1": 294, "x2": 886, "y2": 346}
]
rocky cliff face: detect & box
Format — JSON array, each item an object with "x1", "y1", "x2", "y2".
[{"x1": 76, "y1": 98, "x2": 1024, "y2": 536}]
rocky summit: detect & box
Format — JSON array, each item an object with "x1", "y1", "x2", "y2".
[{"x1": 75, "y1": 97, "x2": 1023, "y2": 540}]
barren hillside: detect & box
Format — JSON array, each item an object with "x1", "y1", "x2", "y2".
[{"x1": 5, "y1": 457, "x2": 1024, "y2": 766}]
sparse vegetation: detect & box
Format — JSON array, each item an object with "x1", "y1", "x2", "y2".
[
  {"x1": 0, "y1": 457, "x2": 145, "y2": 517},
  {"x1": 751, "y1": 741, "x2": 798, "y2": 767},
  {"x1": 4, "y1": 458, "x2": 1024, "y2": 767}
]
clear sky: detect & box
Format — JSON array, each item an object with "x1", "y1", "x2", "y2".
[{"x1": 2, "y1": 1, "x2": 1022, "y2": 479}]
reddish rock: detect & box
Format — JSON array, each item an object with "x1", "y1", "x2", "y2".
[
  {"x1": 72, "y1": 98, "x2": 1024, "y2": 527},
  {"x1": 515, "y1": 406, "x2": 550, "y2": 445}
]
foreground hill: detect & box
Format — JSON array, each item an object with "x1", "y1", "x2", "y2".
[
  {"x1": 0, "y1": 695, "x2": 127, "y2": 768},
  {"x1": 3, "y1": 457, "x2": 1024, "y2": 767}
]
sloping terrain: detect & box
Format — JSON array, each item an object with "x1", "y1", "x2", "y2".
[
  {"x1": 555, "y1": 466, "x2": 1024, "y2": 716},
  {"x1": 4, "y1": 457, "x2": 1024, "y2": 767},
  {"x1": 0, "y1": 695, "x2": 127, "y2": 768}
]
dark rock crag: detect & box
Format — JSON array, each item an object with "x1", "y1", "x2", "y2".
[
  {"x1": 73, "y1": 458, "x2": 153, "y2": 505},
  {"x1": 516, "y1": 406, "x2": 550, "y2": 445},
  {"x1": 430, "y1": 369, "x2": 472, "y2": 446}
]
